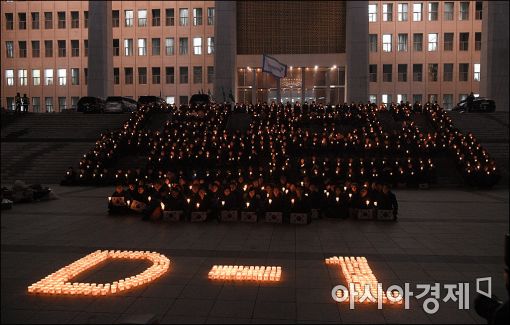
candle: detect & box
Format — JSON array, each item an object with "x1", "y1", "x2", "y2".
[
  {"x1": 268, "y1": 199, "x2": 272, "y2": 205},
  {"x1": 291, "y1": 198, "x2": 295, "y2": 205},
  {"x1": 246, "y1": 202, "x2": 250, "y2": 208}
]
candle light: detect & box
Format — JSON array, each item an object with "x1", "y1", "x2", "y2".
[{"x1": 246, "y1": 202, "x2": 250, "y2": 208}]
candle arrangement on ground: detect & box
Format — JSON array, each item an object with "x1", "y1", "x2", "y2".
[
  {"x1": 326, "y1": 256, "x2": 402, "y2": 304},
  {"x1": 27, "y1": 250, "x2": 170, "y2": 296},
  {"x1": 208, "y1": 265, "x2": 282, "y2": 282}
]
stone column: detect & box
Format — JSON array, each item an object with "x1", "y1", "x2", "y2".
[
  {"x1": 87, "y1": 1, "x2": 113, "y2": 99},
  {"x1": 480, "y1": 1, "x2": 509, "y2": 112},
  {"x1": 214, "y1": 1, "x2": 237, "y2": 103},
  {"x1": 346, "y1": 1, "x2": 368, "y2": 103}
]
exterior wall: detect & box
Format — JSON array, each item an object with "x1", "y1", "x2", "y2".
[
  {"x1": 368, "y1": 1, "x2": 482, "y2": 107},
  {"x1": 1, "y1": 0, "x2": 215, "y2": 111},
  {"x1": 346, "y1": 0, "x2": 369, "y2": 103}
]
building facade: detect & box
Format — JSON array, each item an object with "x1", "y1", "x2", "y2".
[
  {"x1": 368, "y1": 0, "x2": 483, "y2": 109},
  {"x1": 1, "y1": 0, "x2": 215, "y2": 111}
]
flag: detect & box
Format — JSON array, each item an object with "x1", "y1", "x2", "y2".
[{"x1": 262, "y1": 54, "x2": 287, "y2": 79}]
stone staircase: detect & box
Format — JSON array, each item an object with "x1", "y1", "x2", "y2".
[{"x1": 1, "y1": 113, "x2": 130, "y2": 186}]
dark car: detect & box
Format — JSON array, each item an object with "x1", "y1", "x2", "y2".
[
  {"x1": 104, "y1": 96, "x2": 138, "y2": 113},
  {"x1": 138, "y1": 96, "x2": 167, "y2": 109},
  {"x1": 453, "y1": 97, "x2": 496, "y2": 112},
  {"x1": 189, "y1": 94, "x2": 213, "y2": 107},
  {"x1": 77, "y1": 97, "x2": 106, "y2": 113}
]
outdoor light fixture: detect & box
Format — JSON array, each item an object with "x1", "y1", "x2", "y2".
[
  {"x1": 208, "y1": 265, "x2": 281, "y2": 281},
  {"x1": 27, "y1": 250, "x2": 170, "y2": 296}
]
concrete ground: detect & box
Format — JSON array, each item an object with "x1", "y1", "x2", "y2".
[{"x1": 1, "y1": 185, "x2": 508, "y2": 324}]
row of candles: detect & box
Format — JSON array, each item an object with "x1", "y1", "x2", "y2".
[
  {"x1": 208, "y1": 265, "x2": 282, "y2": 282},
  {"x1": 326, "y1": 256, "x2": 402, "y2": 304},
  {"x1": 27, "y1": 250, "x2": 170, "y2": 296}
]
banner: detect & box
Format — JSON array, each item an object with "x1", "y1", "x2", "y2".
[{"x1": 262, "y1": 55, "x2": 287, "y2": 79}]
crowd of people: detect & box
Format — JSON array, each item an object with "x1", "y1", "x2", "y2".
[{"x1": 60, "y1": 99, "x2": 499, "y2": 221}]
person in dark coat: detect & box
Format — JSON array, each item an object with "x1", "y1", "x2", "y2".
[{"x1": 380, "y1": 184, "x2": 399, "y2": 221}]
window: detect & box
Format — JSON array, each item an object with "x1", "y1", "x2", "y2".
[
  {"x1": 71, "y1": 68, "x2": 79, "y2": 85},
  {"x1": 459, "y1": 2, "x2": 469, "y2": 20},
  {"x1": 428, "y1": 33, "x2": 438, "y2": 51},
  {"x1": 179, "y1": 8, "x2": 189, "y2": 26},
  {"x1": 138, "y1": 38, "x2": 147, "y2": 56},
  {"x1": 179, "y1": 66, "x2": 188, "y2": 83},
  {"x1": 207, "y1": 37, "x2": 214, "y2": 54},
  {"x1": 124, "y1": 39, "x2": 133, "y2": 56},
  {"x1": 413, "y1": 33, "x2": 423, "y2": 51},
  {"x1": 31, "y1": 12, "x2": 39, "y2": 29},
  {"x1": 44, "y1": 40, "x2": 53, "y2": 57},
  {"x1": 45, "y1": 97, "x2": 53, "y2": 112},
  {"x1": 44, "y1": 69, "x2": 53, "y2": 85},
  {"x1": 179, "y1": 96, "x2": 188, "y2": 106},
  {"x1": 382, "y1": 34, "x2": 392, "y2": 52},
  {"x1": 71, "y1": 11, "x2": 79, "y2": 28},
  {"x1": 382, "y1": 64, "x2": 392, "y2": 82},
  {"x1": 413, "y1": 3, "x2": 422, "y2": 21},
  {"x1": 395, "y1": 94, "x2": 406, "y2": 103},
  {"x1": 71, "y1": 97, "x2": 79, "y2": 110},
  {"x1": 84, "y1": 11, "x2": 88, "y2": 28},
  {"x1": 113, "y1": 68, "x2": 119, "y2": 84},
  {"x1": 152, "y1": 67, "x2": 160, "y2": 84},
  {"x1": 368, "y1": 4, "x2": 377, "y2": 22},
  {"x1": 443, "y1": 94, "x2": 453, "y2": 110},
  {"x1": 193, "y1": 66, "x2": 202, "y2": 83},
  {"x1": 6, "y1": 13, "x2": 14, "y2": 30},
  {"x1": 475, "y1": 32, "x2": 481, "y2": 51},
  {"x1": 165, "y1": 9, "x2": 174, "y2": 26},
  {"x1": 6, "y1": 69, "x2": 14, "y2": 86},
  {"x1": 444, "y1": 2, "x2": 454, "y2": 20},
  {"x1": 428, "y1": 2, "x2": 438, "y2": 21},
  {"x1": 459, "y1": 63, "x2": 469, "y2": 81},
  {"x1": 179, "y1": 37, "x2": 188, "y2": 55},
  {"x1": 18, "y1": 12, "x2": 27, "y2": 29},
  {"x1": 459, "y1": 94, "x2": 468, "y2": 102},
  {"x1": 207, "y1": 66, "x2": 214, "y2": 83},
  {"x1": 369, "y1": 94, "x2": 377, "y2": 104},
  {"x1": 413, "y1": 64, "x2": 422, "y2": 81},
  {"x1": 6, "y1": 41, "x2": 14, "y2": 58},
  {"x1": 71, "y1": 40, "x2": 79, "y2": 57},
  {"x1": 58, "y1": 40, "x2": 66, "y2": 57},
  {"x1": 193, "y1": 8, "x2": 203, "y2": 25},
  {"x1": 152, "y1": 9, "x2": 160, "y2": 26},
  {"x1": 165, "y1": 67, "x2": 175, "y2": 84},
  {"x1": 398, "y1": 64, "x2": 407, "y2": 82},
  {"x1": 32, "y1": 69, "x2": 40, "y2": 85},
  {"x1": 165, "y1": 38, "x2": 175, "y2": 55},
  {"x1": 113, "y1": 39, "x2": 119, "y2": 56},
  {"x1": 19, "y1": 69, "x2": 29, "y2": 86},
  {"x1": 413, "y1": 94, "x2": 423, "y2": 104},
  {"x1": 112, "y1": 10, "x2": 119, "y2": 27},
  {"x1": 58, "y1": 69, "x2": 66, "y2": 86},
  {"x1": 32, "y1": 41, "x2": 41, "y2": 58},
  {"x1": 369, "y1": 64, "x2": 377, "y2": 82},
  {"x1": 125, "y1": 67, "x2": 133, "y2": 84},
  {"x1": 428, "y1": 94, "x2": 438, "y2": 104},
  {"x1": 444, "y1": 33, "x2": 453, "y2": 51},
  {"x1": 397, "y1": 3, "x2": 408, "y2": 21},
  {"x1": 381, "y1": 94, "x2": 392, "y2": 104},
  {"x1": 428, "y1": 64, "x2": 438, "y2": 81},
  {"x1": 44, "y1": 12, "x2": 53, "y2": 29},
  {"x1": 443, "y1": 63, "x2": 453, "y2": 81},
  {"x1": 84, "y1": 40, "x2": 88, "y2": 56},
  {"x1": 152, "y1": 38, "x2": 160, "y2": 55},
  {"x1": 138, "y1": 10, "x2": 147, "y2": 27},
  {"x1": 369, "y1": 34, "x2": 377, "y2": 52},
  {"x1": 474, "y1": 63, "x2": 480, "y2": 81},
  {"x1": 125, "y1": 10, "x2": 133, "y2": 27},
  {"x1": 58, "y1": 12, "x2": 66, "y2": 29},
  {"x1": 397, "y1": 34, "x2": 408, "y2": 52},
  {"x1": 138, "y1": 67, "x2": 147, "y2": 84},
  {"x1": 84, "y1": 68, "x2": 88, "y2": 85},
  {"x1": 193, "y1": 37, "x2": 202, "y2": 55},
  {"x1": 58, "y1": 97, "x2": 66, "y2": 111},
  {"x1": 383, "y1": 3, "x2": 393, "y2": 21},
  {"x1": 32, "y1": 97, "x2": 40, "y2": 112},
  {"x1": 166, "y1": 97, "x2": 175, "y2": 105},
  {"x1": 19, "y1": 41, "x2": 27, "y2": 58},
  {"x1": 476, "y1": 1, "x2": 483, "y2": 20},
  {"x1": 207, "y1": 7, "x2": 215, "y2": 25},
  {"x1": 459, "y1": 33, "x2": 469, "y2": 51}
]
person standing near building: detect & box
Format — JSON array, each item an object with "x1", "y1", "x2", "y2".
[
  {"x1": 14, "y1": 92, "x2": 21, "y2": 113},
  {"x1": 467, "y1": 92, "x2": 475, "y2": 112},
  {"x1": 22, "y1": 94, "x2": 29, "y2": 112}
]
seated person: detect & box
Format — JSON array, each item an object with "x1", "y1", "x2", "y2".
[
  {"x1": 108, "y1": 184, "x2": 131, "y2": 214},
  {"x1": 379, "y1": 184, "x2": 399, "y2": 221},
  {"x1": 243, "y1": 188, "x2": 262, "y2": 214}
]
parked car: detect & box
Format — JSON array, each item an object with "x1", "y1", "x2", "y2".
[
  {"x1": 189, "y1": 94, "x2": 213, "y2": 107},
  {"x1": 138, "y1": 96, "x2": 167, "y2": 109},
  {"x1": 104, "y1": 96, "x2": 138, "y2": 113},
  {"x1": 453, "y1": 97, "x2": 496, "y2": 112},
  {"x1": 77, "y1": 97, "x2": 106, "y2": 113}
]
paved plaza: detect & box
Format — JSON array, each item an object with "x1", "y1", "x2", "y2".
[{"x1": 1, "y1": 185, "x2": 508, "y2": 324}]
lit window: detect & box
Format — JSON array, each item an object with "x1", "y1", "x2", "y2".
[
  {"x1": 368, "y1": 4, "x2": 377, "y2": 22},
  {"x1": 382, "y1": 34, "x2": 392, "y2": 52},
  {"x1": 138, "y1": 38, "x2": 147, "y2": 56},
  {"x1": 138, "y1": 9, "x2": 147, "y2": 26},
  {"x1": 58, "y1": 68, "x2": 66, "y2": 86},
  {"x1": 428, "y1": 33, "x2": 438, "y2": 51},
  {"x1": 474, "y1": 63, "x2": 480, "y2": 81},
  {"x1": 207, "y1": 37, "x2": 214, "y2": 54},
  {"x1": 193, "y1": 37, "x2": 202, "y2": 55},
  {"x1": 413, "y1": 3, "x2": 422, "y2": 21},
  {"x1": 44, "y1": 69, "x2": 53, "y2": 85},
  {"x1": 6, "y1": 69, "x2": 14, "y2": 86},
  {"x1": 18, "y1": 69, "x2": 28, "y2": 86},
  {"x1": 32, "y1": 69, "x2": 41, "y2": 86}
]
